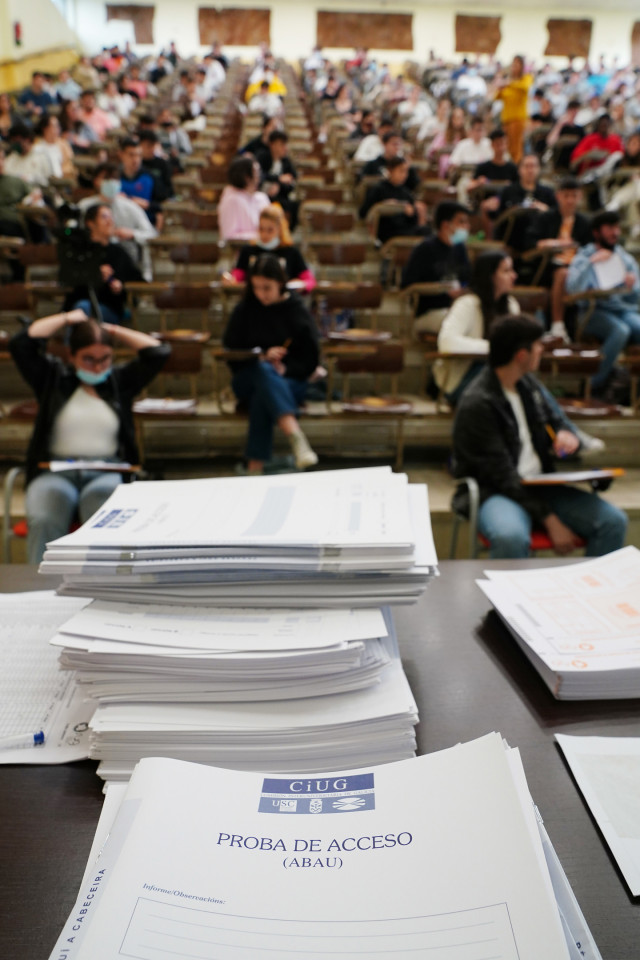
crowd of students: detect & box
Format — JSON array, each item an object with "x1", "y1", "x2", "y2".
[{"x1": 2, "y1": 39, "x2": 638, "y2": 561}]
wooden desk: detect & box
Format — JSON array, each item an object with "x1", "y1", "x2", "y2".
[{"x1": 1, "y1": 563, "x2": 639, "y2": 958}]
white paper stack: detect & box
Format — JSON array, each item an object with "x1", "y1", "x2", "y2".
[
  {"x1": 39, "y1": 468, "x2": 438, "y2": 607},
  {"x1": 50, "y1": 604, "x2": 392, "y2": 703},
  {"x1": 48, "y1": 733, "x2": 602, "y2": 960},
  {"x1": 478, "y1": 547, "x2": 640, "y2": 699},
  {"x1": 89, "y1": 626, "x2": 418, "y2": 782}
]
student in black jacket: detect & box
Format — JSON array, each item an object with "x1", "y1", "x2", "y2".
[
  {"x1": 223, "y1": 254, "x2": 320, "y2": 473},
  {"x1": 255, "y1": 130, "x2": 298, "y2": 229},
  {"x1": 9, "y1": 310, "x2": 169, "y2": 563},
  {"x1": 400, "y1": 200, "x2": 471, "y2": 335},
  {"x1": 359, "y1": 156, "x2": 427, "y2": 245},
  {"x1": 524, "y1": 177, "x2": 592, "y2": 338},
  {"x1": 65, "y1": 203, "x2": 144, "y2": 323},
  {"x1": 488, "y1": 153, "x2": 556, "y2": 255},
  {"x1": 452, "y1": 314, "x2": 626, "y2": 558}
]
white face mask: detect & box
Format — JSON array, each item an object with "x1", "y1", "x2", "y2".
[
  {"x1": 258, "y1": 236, "x2": 280, "y2": 250},
  {"x1": 101, "y1": 179, "x2": 121, "y2": 200}
]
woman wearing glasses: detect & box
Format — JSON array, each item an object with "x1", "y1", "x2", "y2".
[{"x1": 9, "y1": 310, "x2": 170, "y2": 563}]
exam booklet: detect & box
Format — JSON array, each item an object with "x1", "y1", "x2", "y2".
[
  {"x1": 48, "y1": 733, "x2": 597, "y2": 960},
  {"x1": 477, "y1": 547, "x2": 640, "y2": 699}
]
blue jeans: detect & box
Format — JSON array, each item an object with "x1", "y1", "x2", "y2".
[
  {"x1": 232, "y1": 362, "x2": 307, "y2": 462},
  {"x1": 584, "y1": 307, "x2": 640, "y2": 389},
  {"x1": 25, "y1": 469, "x2": 122, "y2": 564},
  {"x1": 478, "y1": 487, "x2": 627, "y2": 559},
  {"x1": 73, "y1": 299, "x2": 122, "y2": 325}
]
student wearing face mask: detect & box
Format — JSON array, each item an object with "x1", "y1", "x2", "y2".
[
  {"x1": 77, "y1": 163, "x2": 157, "y2": 280},
  {"x1": 226, "y1": 205, "x2": 316, "y2": 292},
  {"x1": 401, "y1": 201, "x2": 471, "y2": 336},
  {"x1": 9, "y1": 310, "x2": 170, "y2": 563}
]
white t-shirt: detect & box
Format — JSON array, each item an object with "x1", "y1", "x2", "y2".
[
  {"x1": 448, "y1": 137, "x2": 493, "y2": 168},
  {"x1": 502, "y1": 387, "x2": 542, "y2": 478},
  {"x1": 50, "y1": 386, "x2": 119, "y2": 459}
]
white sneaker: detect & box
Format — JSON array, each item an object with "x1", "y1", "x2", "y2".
[
  {"x1": 289, "y1": 430, "x2": 318, "y2": 469},
  {"x1": 550, "y1": 322, "x2": 570, "y2": 343}
]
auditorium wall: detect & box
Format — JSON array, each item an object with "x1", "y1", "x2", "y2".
[{"x1": 42, "y1": 0, "x2": 640, "y2": 67}]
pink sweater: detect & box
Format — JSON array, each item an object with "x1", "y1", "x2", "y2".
[{"x1": 218, "y1": 186, "x2": 270, "y2": 240}]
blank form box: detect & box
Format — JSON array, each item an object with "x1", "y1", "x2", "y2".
[{"x1": 120, "y1": 896, "x2": 520, "y2": 959}]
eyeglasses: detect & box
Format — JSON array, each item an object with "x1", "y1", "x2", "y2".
[{"x1": 79, "y1": 353, "x2": 112, "y2": 370}]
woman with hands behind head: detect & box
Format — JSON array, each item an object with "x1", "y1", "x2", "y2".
[{"x1": 9, "y1": 309, "x2": 170, "y2": 563}]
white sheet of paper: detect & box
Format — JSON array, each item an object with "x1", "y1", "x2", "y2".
[
  {"x1": 49, "y1": 733, "x2": 572, "y2": 960},
  {"x1": 54, "y1": 604, "x2": 387, "y2": 651},
  {"x1": 0, "y1": 592, "x2": 94, "y2": 763},
  {"x1": 556, "y1": 734, "x2": 640, "y2": 896}
]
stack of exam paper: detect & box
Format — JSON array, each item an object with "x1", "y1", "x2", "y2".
[
  {"x1": 40, "y1": 468, "x2": 438, "y2": 607},
  {"x1": 478, "y1": 547, "x2": 640, "y2": 699},
  {"x1": 42, "y1": 468, "x2": 435, "y2": 779},
  {"x1": 48, "y1": 733, "x2": 601, "y2": 960},
  {"x1": 49, "y1": 605, "x2": 420, "y2": 781}
]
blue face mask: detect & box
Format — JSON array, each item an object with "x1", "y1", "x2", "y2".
[
  {"x1": 258, "y1": 236, "x2": 280, "y2": 250},
  {"x1": 451, "y1": 227, "x2": 469, "y2": 245},
  {"x1": 76, "y1": 367, "x2": 111, "y2": 386},
  {"x1": 101, "y1": 179, "x2": 121, "y2": 200}
]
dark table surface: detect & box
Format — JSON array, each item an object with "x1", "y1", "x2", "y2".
[{"x1": 1, "y1": 562, "x2": 639, "y2": 958}]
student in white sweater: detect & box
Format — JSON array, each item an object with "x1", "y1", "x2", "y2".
[{"x1": 436, "y1": 251, "x2": 519, "y2": 402}]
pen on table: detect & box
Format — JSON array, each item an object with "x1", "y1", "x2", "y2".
[{"x1": 0, "y1": 731, "x2": 45, "y2": 748}]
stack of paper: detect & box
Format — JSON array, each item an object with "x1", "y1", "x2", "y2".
[
  {"x1": 48, "y1": 733, "x2": 601, "y2": 960},
  {"x1": 50, "y1": 604, "x2": 392, "y2": 703},
  {"x1": 86, "y1": 626, "x2": 417, "y2": 782},
  {"x1": 39, "y1": 468, "x2": 438, "y2": 607},
  {"x1": 478, "y1": 547, "x2": 640, "y2": 699}
]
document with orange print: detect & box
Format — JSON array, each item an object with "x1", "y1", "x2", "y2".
[{"x1": 478, "y1": 547, "x2": 640, "y2": 698}]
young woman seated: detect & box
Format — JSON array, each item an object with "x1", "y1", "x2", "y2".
[
  {"x1": 9, "y1": 310, "x2": 170, "y2": 563},
  {"x1": 225, "y1": 205, "x2": 316, "y2": 292},
  {"x1": 222, "y1": 254, "x2": 320, "y2": 474}
]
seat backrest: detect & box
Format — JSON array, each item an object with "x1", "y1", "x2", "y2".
[
  {"x1": 336, "y1": 341, "x2": 404, "y2": 375},
  {"x1": 322, "y1": 283, "x2": 383, "y2": 311},
  {"x1": 153, "y1": 285, "x2": 213, "y2": 309},
  {"x1": 169, "y1": 243, "x2": 221, "y2": 265},
  {"x1": 0, "y1": 283, "x2": 31, "y2": 311},
  {"x1": 312, "y1": 243, "x2": 367, "y2": 266}
]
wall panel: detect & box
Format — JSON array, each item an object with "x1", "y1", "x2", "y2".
[{"x1": 316, "y1": 11, "x2": 413, "y2": 51}]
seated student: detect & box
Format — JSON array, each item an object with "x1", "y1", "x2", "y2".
[
  {"x1": 4, "y1": 123, "x2": 55, "y2": 187},
  {"x1": 447, "y1": 116, "x2": 492, "y2": 178},
  {"x1": 471, "y1": 128, "x2": 519, "y2": 192},
  {"x1": 0, "y1": 143, "x2": 41, "y2": 241},
  {"x1": 218, "y1": 155, "x2": 270, "y2": 241},
  {"x1": 238, "y1": 114, "x2": 280, "y2": 156},
  {"x1": 255, "y1": 130, "x2": 298, "y2": 229},
  {"x1": 118, "y1": 136, "x2": 165, "y2": 228},
  {"x1": 524, "y1": 176, "x2": 592, "y2": 340},
  {"x1": 138, "y1": 130, "x2": 174, "y2": 203},
  {"x1": 77, "y1": 89, "x2": 117, "y2": 142},
  {"x1": 488, "y1": 153, "x2": 556, "y2": 257},
  {"x1": 227, "y1": 205, "x2": 316, "y2": 292},
  {"x1": 436, "y1": 250, "x2": 519, "y2": 403},
  {"x1": 566, "y1": 209, "x2": 640, "y2": 397},
  {"x1": 65, "y1": 203, "x2": 144, "y2": 324},
  {"x1": 77, "y1": 162, "x2": 157, "y2": 280},
  {"x1": 452, "y1": 314, "x2": 627, "y2": 558},
  {"x1": 400, "y1": 200, "x2": 471, "y2": 335},
  {"x1": 222, "y1": 254, "x2": 320, "y2": 474},
  {"x1": 33, "y1": 114, "x2": 76, "y2": 180},
  {"x1": 9, "y1": 309, "x2": 169, "y2": 564},
  {"x1": 570, "y1": 113, "x2": 625, "y2": 177},
  {"x1": 359, "y1": 130, "x2": 420, "y2": 191},
  {"x1": 247, "y1": 80, "x2": 283, "y2": 117},
  {"x1": 17, "y1": 71, "x2": 55, "y2": 120},
  {"x1": 359, "y1": 156, "x2": 428, "y2": 246},
  {"x1": 545, "y1": 100, "x2": 584, "y2": 170}
]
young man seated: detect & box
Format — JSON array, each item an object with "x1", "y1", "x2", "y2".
[
  {"x1": 400, "y1": 200, "x2": 470, "y2": 335},
  {"x1": 452, "y1": 314, "x2": 627, "y2": 558},
  {"x1": 359, "y1": 156, "x2": 428, "y2": 247}
]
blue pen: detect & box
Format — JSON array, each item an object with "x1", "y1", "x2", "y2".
[{"x1": 0, "y1": 731, "x2": 45, "y2": 748}]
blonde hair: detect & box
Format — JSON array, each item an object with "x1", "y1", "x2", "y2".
[{"x1": 258, "y1": 203, "x2": 293, "y2": 246}]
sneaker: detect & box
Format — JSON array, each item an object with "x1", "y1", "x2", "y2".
[{"x1": 289, "y1": 430, "x2": 318, "y2": 469}]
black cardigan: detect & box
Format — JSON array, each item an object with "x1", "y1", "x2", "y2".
[
  {"x1": 223, "y1": 293, "x2": 319, "y2": 382},
  {"x1": 9, "y1": 329, "x2": 170, "y2": 484}
]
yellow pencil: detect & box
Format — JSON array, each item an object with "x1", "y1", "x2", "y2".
[
  {"x1": 545, "y1": 424, "x2": 557, "y2": 443},
  {"x1": 282, "y1": 338, "x2": 292, "y2": 349}
]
